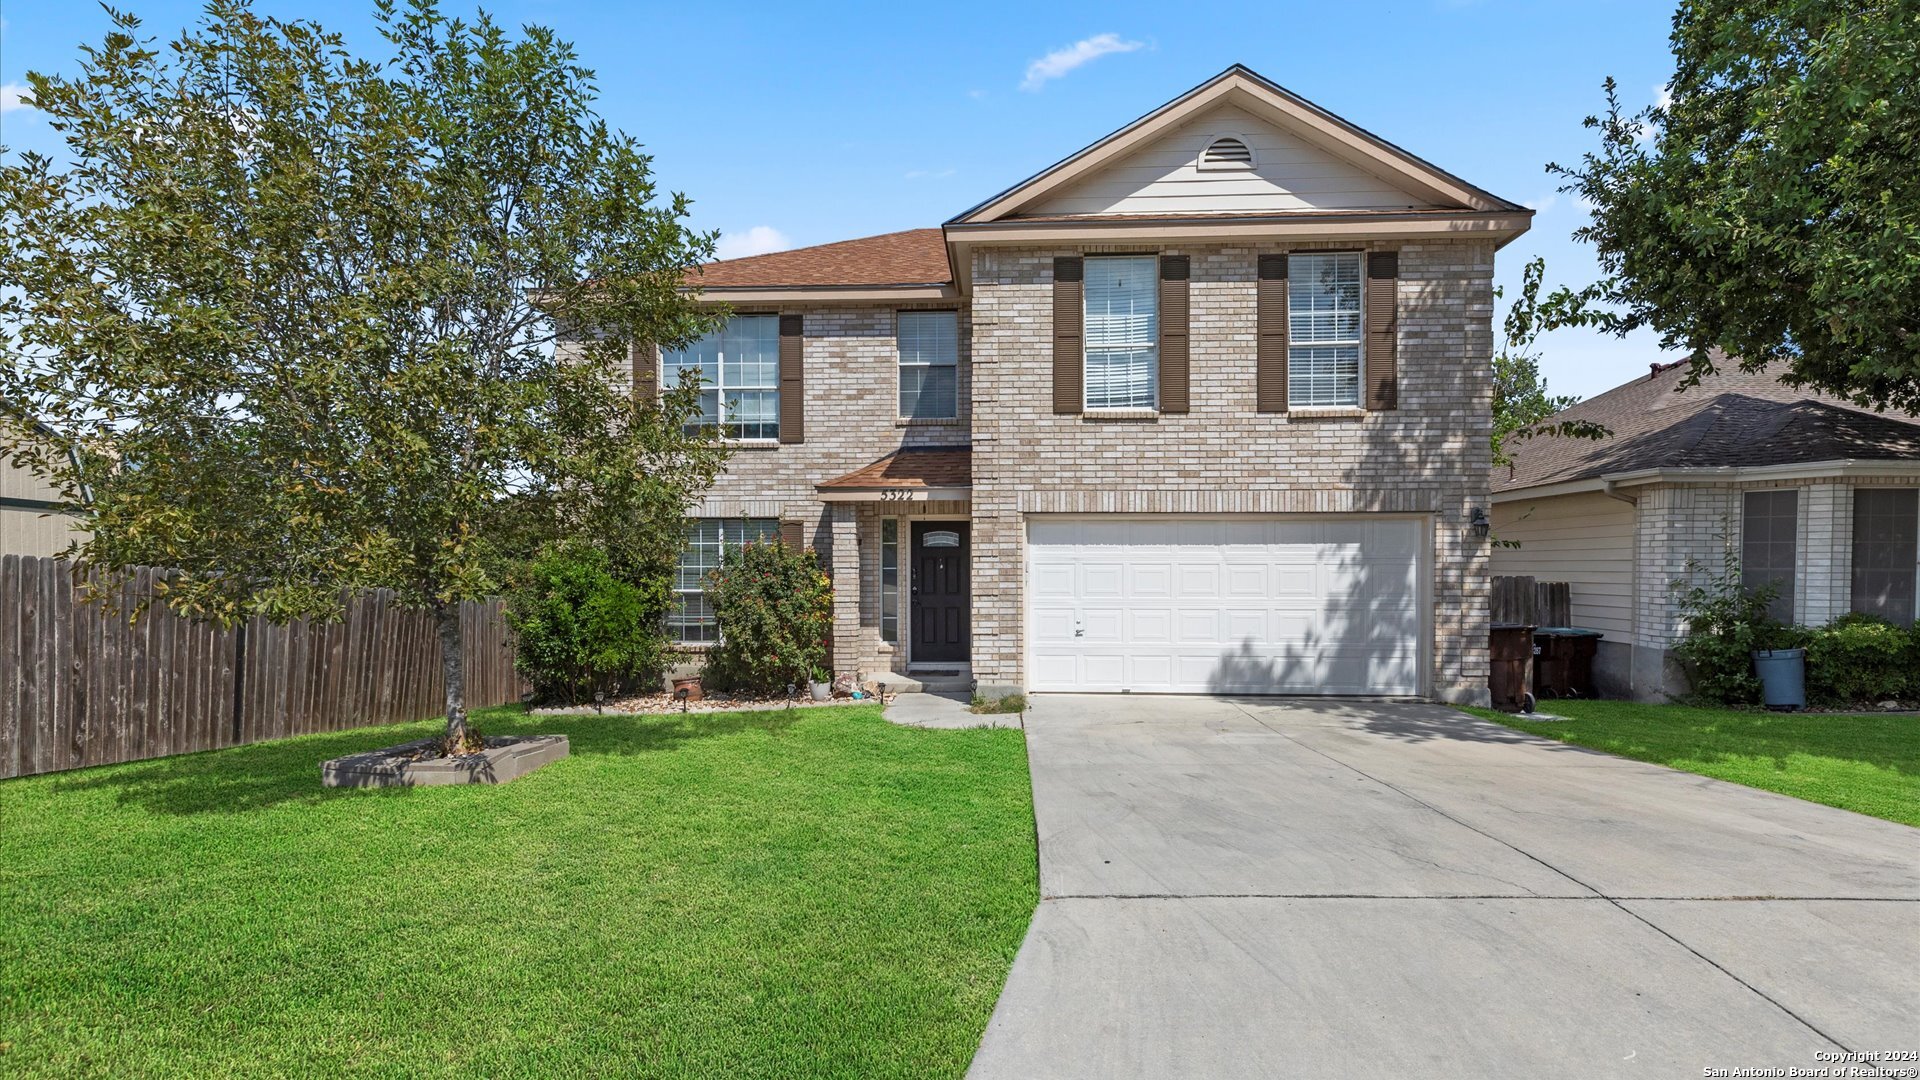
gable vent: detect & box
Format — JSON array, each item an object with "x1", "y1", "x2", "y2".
[{"x1": 1199, "y1": 135, "x2": 1254, "y2": 170}]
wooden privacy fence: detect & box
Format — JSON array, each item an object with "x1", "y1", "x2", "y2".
[
  {"x1": 0, "y1": 554, "x2": 524, "y2": 780},
  {"x1": 1491, "y1": 575, "x2": 1572, "y2": 628}
]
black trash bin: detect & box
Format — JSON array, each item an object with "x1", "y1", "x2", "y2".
[
  {"x1": 1489, "y1": 623, "x2": 1536, "y2": 712},
  {"x1": 1532, "y1": 627, "x2": 1604, "y2": 699}
]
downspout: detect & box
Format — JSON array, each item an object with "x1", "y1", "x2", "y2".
[{"x1": 1602, "y1": 477, "x2": 1642, "y2": 695}]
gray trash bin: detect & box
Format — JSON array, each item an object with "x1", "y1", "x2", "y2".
[{"x1": 1752, "y1": 648, "x2": 1807, "y2": 711}]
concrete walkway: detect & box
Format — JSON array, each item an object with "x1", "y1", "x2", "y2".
[
  {"x1": 968, "y1": 695, "x2": 1920, "y2": 1079},
  {"x1": 883, "y1": 691, "x2": 1022, "y2": 729}
]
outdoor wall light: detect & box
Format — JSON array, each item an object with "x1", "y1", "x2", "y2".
[{"x1": 1470, "y1": 507, "x2": 1491, "y2": 538}]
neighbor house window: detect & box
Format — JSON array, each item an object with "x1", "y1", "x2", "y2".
[
  {"x1": 1851, "y1": 488, "x2": 1918, "y2": 626},
  {"x1": 1741, "y1": 490, "x2": 1798, "y2": 623},
  {"x1": 898, "y1": 311, "x2": 959, "y2": 420},
  {"x1": 1287, "y1": 252, "x2": 1363, "y2": 407},
  {"x1": 662, "y1": 315, "x2": 779, "y2": 440},
  {"x1": 880, "y1": 519, "x2": 900, "y2": 644},
  {"x1": 670, "y1": 518, "x2": 780, "y2": 643},
  {"x1": 1083, "y1": 254, "x2": 1158, "y2": 410}
]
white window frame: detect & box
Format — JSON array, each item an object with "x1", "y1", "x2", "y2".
[
  {"x1": 661, "y1": 315, "x2": 780, "y2": 442},
  {"x1": 896, "y1": 310, "x2": 960, "y2": 421},
  {"x1": 670, "y1": 517, "x2": 780, "y2": 644},
  {"x1": 1286, "y1": 251, "x2": 1365, "y2": 409},
  {"x1": 880, "y1": 518, "x2": 901, "y2": 644},
  {"x1": 1083, "y1": 254, "x2": 1160, "y2": 412}
]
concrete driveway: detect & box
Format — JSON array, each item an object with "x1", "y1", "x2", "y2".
[{"x1": 968, "y1": 696, "x2": 1920, "y2": 1079}]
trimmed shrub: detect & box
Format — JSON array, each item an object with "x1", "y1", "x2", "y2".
[
  {"x1": 505, "y1": 541, "x2": 671, "y2": 704},
  {"x1": 704, "y1": 536, "x2": 832, "y2": 695},
  {"x1": 1804, "y1": 613, "x2": 1915, "y2": 706}
]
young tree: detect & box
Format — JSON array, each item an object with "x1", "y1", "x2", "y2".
[
  {"x1": 0, "y1": 0, "x2": 727, "y2": 749},
  {"x1": 1493, "y1": 258, "x2": 1609, "y2": 469},
  {"x1": 1549, "y1": 1, "x2": 1920, "y2": 413}
]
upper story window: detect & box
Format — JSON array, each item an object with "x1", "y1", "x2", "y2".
[
  {"x1": 662, "y1": 315, "x2": 779, "y2": 441},
  {"x1": 1084, "y1": 254, "x2": 1159, "y2": 410},
  {"x1": 1287, "y1": 252, "x2": 1363, "y2": 407},
  {"x1": 898, "y1": 311, "x2": 960, "y2": 420}
]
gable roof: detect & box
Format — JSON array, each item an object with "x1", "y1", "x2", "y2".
[
  {"x1": 948, "y1": 65, "x2": 1524, "y2": 226},
  {"x1": 692, "y1": 228, "x2": 950, "y2": 290},
  {"x1": 1495, "y1": 360, "x2": 1920, "y2": 494}
]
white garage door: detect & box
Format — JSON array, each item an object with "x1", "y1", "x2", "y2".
[{"x1": 1027, "y1": 517, "x2": 1423, "y2": 695}]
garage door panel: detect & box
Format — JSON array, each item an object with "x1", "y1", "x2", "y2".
[{"x1": 1028, "y1": 516, "x2": 1423, "y2": 695}]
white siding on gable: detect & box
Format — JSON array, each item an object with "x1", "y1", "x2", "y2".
[
  {"x1": 1491, "y1": 491, "x2": 1637, "y2": 642},
  {"x1": 1025, "y1": 105, "x2": 1441, "y2": 217}
]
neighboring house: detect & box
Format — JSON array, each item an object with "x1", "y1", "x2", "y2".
[
  {"x1": 619, "y1": 66, "x2": 1532, "y2": 702},
  {"x1": 1492, "y1": 360, "x2": 1920, "y2": 700},
  {"x1": 0, "y1": 419, "x2": 85, "y2": 559}
]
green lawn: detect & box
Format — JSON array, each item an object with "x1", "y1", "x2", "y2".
[
  {"x1": 0, "y1": 704, "x2": 1037, "y2": 1078},
  {"x1": 1462, "y1": 700, "x2": 1920, "y2": 827}
]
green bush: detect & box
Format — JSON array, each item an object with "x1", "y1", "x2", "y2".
[
  {"x1": 1669, "y1": 546, "x2": 1796, "y2": 706},
  {"x1": 505, "y1": 541, "x2": 671, "y2": 704},
  {"x1": 704, "y1": 535, "x2": 832, "y2": 695},
  {"x1": 1804, "y1": 614, "x2": 1916, "y2": 706}
]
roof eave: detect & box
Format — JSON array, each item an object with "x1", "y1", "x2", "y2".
[{"x1": 1492, "y1": 458, "x2": 1920, "y2": 502}]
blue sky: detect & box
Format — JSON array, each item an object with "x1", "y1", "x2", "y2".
[{"x1": 2, "y1": 0, "x2": 1682, "y2": 400}]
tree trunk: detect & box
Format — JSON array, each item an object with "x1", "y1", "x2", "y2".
[{"x1": 435, "y1": 599, "x2": 469, "y2": 747}]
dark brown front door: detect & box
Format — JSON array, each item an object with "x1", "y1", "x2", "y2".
[{"x1": 911, "y1": 522, "x2": 970, "y2": 664}]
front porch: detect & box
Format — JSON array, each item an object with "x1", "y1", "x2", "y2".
[{"x1": 816, "y1": 448, "x2": 976, "y2": 689}]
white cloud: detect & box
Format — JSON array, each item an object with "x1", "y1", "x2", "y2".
[
  {"x1": 904, "y1": 168, "x2": 956, "y2": 180},
  {"x1": 968, "y1": 88, "x2": 989, "y2": 101},
  {"x1": 1654, "y1": 83, "x2": 1673, "y2": 110},
  {"x1": 1020, "y1": 33, "x2": 1144, "y2": 92},
  {"x1": 1523, "y1": 194, "x2": 1558, "y2": 213},
  {"x1": 714, "y1": 225, "x2": 792, "y2": 261},
  {"x1": 1, "y1": 82, "x2": 35, "y2": 115}
]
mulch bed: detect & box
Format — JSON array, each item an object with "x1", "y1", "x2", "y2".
[{"x1": 531, "y1": 688, "x2": 891, "y2": 716}]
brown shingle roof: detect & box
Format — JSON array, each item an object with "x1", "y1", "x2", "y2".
[
  {"x1": 1495, "y1": 360, "x2": 1920, "y2": 492},
  {"x1": 817, "y1": 447, "x2": 971, "y2": 491},
  {"x1": 691, "y1": 229, "x2": 949, "y2": 289}
]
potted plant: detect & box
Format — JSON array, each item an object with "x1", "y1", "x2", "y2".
[
  {"x1": 809, "y1": 664, "x2": 832, "y2": 702},
  {"x1": 671, "y1": 673, "x2": 703, "y2": 703}
]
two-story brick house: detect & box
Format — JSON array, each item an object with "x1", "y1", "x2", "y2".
[{"x1": 651, "y1": 66, "x2": 1529, "y2": 704}]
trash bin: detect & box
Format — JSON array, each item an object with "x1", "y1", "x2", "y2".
[
  {"x1": 1752, "y1": 648, "x2": 1807, "y2": 711},
  {"x1": 1533, "y1": 627, "x2": 1605, "y2": 699},
  {"x1": 1489, "y1": 623, "x2": 1536, "y2": 712}
]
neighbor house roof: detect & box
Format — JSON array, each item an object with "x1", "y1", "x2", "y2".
[
  {"x1": 1495, "y1": 360, "x2": 1920, "y2": 494},
  {"x1": 690, "y1": 229, "x2": 951, "y2": 290},
  {"x1": 816, "y1": 448, "x2": 971, "y2": 501}
]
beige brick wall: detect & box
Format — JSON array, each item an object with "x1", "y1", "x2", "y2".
[{"x1": 968, "y1": 239, "x2": 1498, "y2": 703}]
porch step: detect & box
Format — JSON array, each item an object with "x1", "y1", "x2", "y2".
[{"x1": 872, "y1": 669, "x2": 975, "y2": 696}]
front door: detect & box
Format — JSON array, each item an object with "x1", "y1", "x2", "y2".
[{"x1": 911, "y1": 522, "x2": 970, "y2": 664}]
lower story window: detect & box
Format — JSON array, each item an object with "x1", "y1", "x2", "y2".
[
  {"x1": 671, "y1": 517, "x2": 780, "y2": 643},
  {"x1": 880, "y1": 519, "x2": 900, "y2": 644},
  {"x1": 1851, "y1": 488, "x2": 1918, "y2": 626},
  {"x1": 1741, "y1": 489, "x2": 1798, "y2": 623}
]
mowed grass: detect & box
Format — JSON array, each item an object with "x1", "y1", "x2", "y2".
[
  {"x1": 1462, "y1": 700, "x2": 1920, "y2": 827},
  {"x1": 0, "y1": 704, "x2": 1038, "y2": 1078}
]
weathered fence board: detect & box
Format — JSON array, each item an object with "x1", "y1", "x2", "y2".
[
  {"x1": 0, "y1": 554, "x2": 523, "y2": 780},
  {"x1": 1490, "y1": 575, "x2": 1573, "y2": 628}
]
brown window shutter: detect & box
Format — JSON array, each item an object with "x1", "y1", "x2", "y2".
[
  {"x1": 1052, "y1": 256, "x2": 1084, "y2": 415},
  {"x1": 1158, "y1": 255, "x2": 1190, "y2": 413},
  {"x1": 779, "y1": 520, "x2": 804, "y2": 551},
  {"x1": 631, "y1": 340, "x2": 657, "y2": 402},
  {"x1": 778, "y1": 314, "x2": 805, "y2": 443},
  {"x1": 1256, "y1": 254, "x2": 1289, "y2": 413},
  {"x1": 1365, "y1": 251, "x2": 1399, "y2": 411}
]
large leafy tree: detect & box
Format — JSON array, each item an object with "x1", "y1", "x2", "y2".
[
  {"x1": 1549, "y1": 0, "x2": 1920, "y2": 413},
  {"x1": 1493, "y1": 258, "x2": 1609, "y2": 469},
  {"x1": 0, "y1": 0, "x2": 727, "y2": 748}
]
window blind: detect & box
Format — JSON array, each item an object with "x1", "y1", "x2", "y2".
[
  {"x1": 1084, "y1": 255, "x2": 1159, "y2": 410},
  {"x1": 898, "y1": 311, "x2": 959, "y2": 420}
]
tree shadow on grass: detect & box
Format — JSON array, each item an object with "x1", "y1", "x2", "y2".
[{"x1": 42, "y1": 705, "x2": 810, "y2": 818}]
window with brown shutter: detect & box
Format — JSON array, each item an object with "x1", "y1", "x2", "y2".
[
  {"x1": 778, "y1": 314, "x2": 805, "y2": 443},
  {"x1": 1365, "y1": 251, "x2": 1399, "y2": 411},
  {"x1": 1159, "y1": 255, "x2": 1190, "y2": 413},
  {"x1": 1256, "y1": 254, "x2": 1288, "y2": 413},
  {"x1": 1052, "y1": 256, "x2": 1084, "y2": 414}
]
